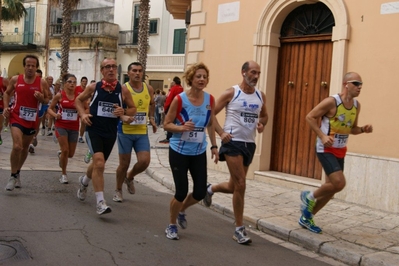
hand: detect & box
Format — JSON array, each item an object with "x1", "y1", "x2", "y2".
[
  {"x1": 55, "y1": 114, "x2": 61, "y2": 120},
  {"x1": 81, "y1": 113, "x2": 93, "y2": 126},
  {"x1": 181, "y1": 119, "x2": 195, "y2": 132},
  {"x1": 220, "y1": 131, "x2": 233, "y2": 144},
  {"x1": 257, "y1": 122, "x2": 265, "y2": 133},
  {"x1": 211, "y1": 148, "x2": 219, "y2": 164},
  {"x1": 362, "y1": 124, "x2": 373, "y2": 133},
  {"x1": 34, "y1": 91, "x2": 44, "y2": 103},
  {"x1": 2, "y1": 107, "x2": 10, "y2": 118},
  {"x1": 121, "y1": 115, "x2": 134, "y2": 124},
  {"x1": 321, "y1": 135, "x2": 334, "y2": 147},
  {"x1": 113, "y1": 104, "x2": 124, "y2": 117}
]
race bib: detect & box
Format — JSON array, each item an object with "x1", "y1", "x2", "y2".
[
  {"x1": 333, "y1": 134, "x2": 348, "y2": 148},
  {"x1": 61, "y1": 108, "x2": 78, "y2": 121},
  {"x1": 97, "y1": 101, "x2": 117, "y2": 118},
  {"x1": 240, "y1": 112, "x2": 258, "y2": 129},
  {"x1": 19, "y1": 106, "x2": 37, "y2": 121},
  {"x1": 129, "y1": 112, "x2": 147, "y2": 125},
  {"x1": 181, "y1": 127, "x2": 205, "y2": 143}
]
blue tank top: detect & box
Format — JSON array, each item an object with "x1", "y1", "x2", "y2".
[
  {"x1": 169, "y1": 91, "x2": 213, "y2": 155},
  {"x1": 87, "y1": 81, "x2": 123, "y2": 138}
]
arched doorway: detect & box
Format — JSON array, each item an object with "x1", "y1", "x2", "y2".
[{"x1": 270, "y1": 2, "x2": 335, "y2": 180}]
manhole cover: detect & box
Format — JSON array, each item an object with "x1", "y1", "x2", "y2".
[{"x1": 0, "y1": 241, "x2": 30, "y2": 263}]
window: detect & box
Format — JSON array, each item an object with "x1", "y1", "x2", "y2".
[
  {"x1": 173, "y1": 29, "x2": 186, "y2": 54},
  {"x1": 149, "y1": 19, "x2": 158, "y2": 35}
]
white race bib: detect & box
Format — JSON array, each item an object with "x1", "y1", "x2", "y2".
[
  {"x1": 19, "y1": 106, "x2": 37, "y2": 121},
  {"x1": 181, "y1": 127, "x2": 205, "y2": 143},
  {"x1": 61, "y1": 108, "x2": 78, "y2": 121},
  {"x1": 333, "y1": 134, "x2": 348, "y2": 148},
  {"x1": 240, "y1": 112, "x2": 258, "y2": 129},
  {"x1": 129, "y1": 112, "x2": 147, "y2": 125},
  {"x1": 97, "y1": 101, "x2": 117, "y2": 118}
]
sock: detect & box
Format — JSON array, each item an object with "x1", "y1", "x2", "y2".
[
  {"x1": 308, "y1": 192, "x2": 315, "y2": 201},
  {"x1": 11, "y1": 173, "x2": 18, "y2": 178},
  {"x1": 16, "y1": 170, "x2": 20, "y2": 175},
  {"x1": 95, "y1": 191, "x2": 104, "y2": 204},
  {"x1": 82, "y1": 175, "x2": 91, "y2": 186},
  {"x1": 207, "y1": 185, "x2": 214, "y2": 195}
]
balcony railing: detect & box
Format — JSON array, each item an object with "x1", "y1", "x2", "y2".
[
  {"x1": 1, "y1": 32, "x2": 41, "y2": 45},
  {"x1": 146, "y1": 55, "x2": 185, "y2": 72},
  {"x1": 50, "y1": 21, "x2": 119, "y2": 38}
]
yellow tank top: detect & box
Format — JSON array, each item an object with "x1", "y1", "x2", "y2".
[{"x1": 122, "y1": 82, "x2": 151, "y2": 134}]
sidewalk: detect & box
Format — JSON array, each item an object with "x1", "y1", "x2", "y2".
[{"x1": 1, "y1": 127, "x2": 399, "y2": 266}]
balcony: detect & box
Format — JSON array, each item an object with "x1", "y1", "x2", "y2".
[
  {"x1": 146, "y1": 55, "x2": 184, "y2": 72},
  {"x1": 0, "y1": 32, "x2": 42, "y2": 51},
  {"x1": 49, "y1": 21, "x2": 119, "y2": 38}
]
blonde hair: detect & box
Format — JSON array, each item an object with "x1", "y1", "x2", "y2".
[{"x1": 183, "y1": 62, "x2": 209, "y2": 87}]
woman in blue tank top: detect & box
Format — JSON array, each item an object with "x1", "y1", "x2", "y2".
[{"x1": 163, "y1": 62, "x2": 219, "y2": 240}]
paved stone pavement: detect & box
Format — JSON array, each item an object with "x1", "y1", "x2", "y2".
[{"x1": 1, "y1": 127, "x2": 399, "y2": 266}]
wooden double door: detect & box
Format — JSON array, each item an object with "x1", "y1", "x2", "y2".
[{"x1": 270, "y1": 35, "x2": 332, "y2": 180}]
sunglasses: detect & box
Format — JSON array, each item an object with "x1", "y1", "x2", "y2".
[
  {"x1": 347, "y1": 80, "x2": 363, "y2": 87},
  {"x1": 102, "y1": 64, "x2": 118, "y2": 70}
]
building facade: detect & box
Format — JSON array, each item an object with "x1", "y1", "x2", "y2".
[{"x1": 166, "y1": 0, "x2": 399, "y2": 212}]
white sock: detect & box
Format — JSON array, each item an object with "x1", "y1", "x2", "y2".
[
  {"x1": 82, "y1": 175, "x2": 91, "y2": 186},
  {"x1": 95, "y1": 191, "x2": 104, "y2": 204},
  {"x1": 207, "y1": 185, "x2": 214, "y2": 195}
]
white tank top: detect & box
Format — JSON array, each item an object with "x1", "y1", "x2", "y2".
[{"x1": 223, "y1": 85, "x2": 263, "y2": 142}]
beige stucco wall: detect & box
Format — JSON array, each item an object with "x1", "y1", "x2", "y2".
[{"x1": 183, "y1": 0, "x2": 399, "y2": 211}]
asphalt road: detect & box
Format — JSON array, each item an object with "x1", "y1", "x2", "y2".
[{"x1": 0, "y1": 169, "x2": 335, "y2": 266}]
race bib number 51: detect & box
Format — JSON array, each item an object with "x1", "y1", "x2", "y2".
[
  {"x1": 181, "y1": 127, "x2": 205, "y2": 143},
  {"x1": 97, "y1": 101, "x2": 117, "y2": 118}
]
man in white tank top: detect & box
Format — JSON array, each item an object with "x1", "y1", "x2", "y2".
[{"x1": 203, "y1": 61, "x2": 268, "y2": 244}]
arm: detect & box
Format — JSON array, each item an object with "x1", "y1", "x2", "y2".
[
  {"x1": 147, "y1": 84, "x2": 157, "y2": 133},
  {"x1": 2, "y1": 76, "x2": 17, "y2": 118},
  {"x1": 214, "y1": 87, "x2": 234, "y2": 143},
  {"x1": 121, "y1": 86, "x2": 137, "y2": 116},
  {"x1": 35, "y1": 79, "x2": 49, "y2": 104},
  {"x1": 164, "y1": 97, "x2": 195, "y2": 133},
  {"x1": 206, "y1": 96, "x2": 219, "y2": 164},
  {"x1": 76, "y1": 83, "x2": 96, "y2": 126},
  {"x1": 306, "y1": 97, "x2": 336, "y2": 147},
  {"x1": 350, "y1": 102, "x2": 373, "y2": 134},
  {"x1": 257, "y1": 91, "x2": 269, "y2": 134},
  {"x1": 47, "y1": 93, "x2": 61, "y2": 120}
]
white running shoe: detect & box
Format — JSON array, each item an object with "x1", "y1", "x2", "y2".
[
  {"x1": 125, "y1": 177, "x2": 135, "y2": 194},
  {"x1": 15, "y1": 173, "x2": 21, "y2": 188},
  {"x1": 77, "y1": 175, "x2": 88, "y2": 201},
  {"x1": 5, "y1": 177, "x2": 16, "y2": 191},
  {"x1": 96, "y1": 200, "x2": 112, "y2": 215},
  {"x1": 112, "y1": 190, "x2": 123, "y2": 202},
  {"x1": 59, "y1": 174, "x2": 68, "y2": 184}
]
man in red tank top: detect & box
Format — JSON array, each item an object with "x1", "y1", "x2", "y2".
[{"x1": 2, "y1": 54, "x2": 49, "y2": 191}]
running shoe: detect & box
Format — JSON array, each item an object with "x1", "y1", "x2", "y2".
[
  {"x1": 78, "y1": 137, "x2": 85, "y2": 143},
  {"x1": 233, "y1": 226, "x2": 252, "y2": 244},
  {"x1": 298, "y1": 215, "x2": 322, "y2": 234},
  {"x1": 165, "y1": 224, "x2": 179, "y2": 240},
  {"x1": 5, "y1": 177, "x2": 16, "y2": 191},
  {"x1": 3, "y1": 127, "x2": 8, "y2": 132},
  {"x1": 113, "y1": 190, "x2": 123, "y2": 202},
  {"x1": 177, "y1": 212, "x2": 187, "y2": 229},
  {"x1": 32, "y1": 137, "x2": 38, "y2": 147},
  {"x1": 58, "y1": 150, "x2": 62, "y2": 168},
  {"x1": 28, "y1": 144, "x2": 35, "y2": 154},
  {"x1": 15, "y1": 173, "x2": 21, "y2": 188},
  {"x1": 59, "y1": 174, "x2": 68, "y2": 184},
  {"x1": 125, "y1": 177, "x2": 135, "y2": 194},
  {"x1": 84, "y1": 151, "x2": 92, "y2": 164},
  {"x1": 47, "y1": 131, "x2": 53, "y2": 136},
  {"x1": 41, "y1": 127, "x2": 45, "y2": 136},
  {"x1": 300, "y1": 191, "x2": 316, "y2": 218},
  {"x1": 203, "y1": 184, "x2": 213, "y2": 207},
  {"x1": 77, "y1": 175, "x2": 88, "y2": 201},
  {"x1": 96, "y1": 200, "x2": 112, "y2": 215}
]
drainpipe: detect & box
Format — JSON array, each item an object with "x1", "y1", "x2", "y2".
[{"x1": 45, "y1": 0, "x2": 51, "y2": 76}]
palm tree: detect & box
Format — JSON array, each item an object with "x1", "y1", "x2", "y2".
[
  {"x1": 0, "y1": 0, "x2": 26, "y2": 69},
  {"x1": 137, "y1": 0, "x2": 150, "y2": 81},
  {"x1": 50, "y1": 0, "x2": 81, "y2": 78}
]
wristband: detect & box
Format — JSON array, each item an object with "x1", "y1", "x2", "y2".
[{"x1": 210, "y1": 145, "x2": 218, "y2": 150}]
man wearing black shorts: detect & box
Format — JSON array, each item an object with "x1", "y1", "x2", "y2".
[
  {"x1": 75, "y1": 58, "x2": 136, "y2": 215},
  {"x1": 202, "y1": 61, "x2": 268, "y2": 244}
]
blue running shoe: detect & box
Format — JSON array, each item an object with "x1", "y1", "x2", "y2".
[
  {"x1": 165, "y1": 224, "x2": 179, "y2": 240},
  {"x1": 300, "y1": 191, "x2": 316, "y2": 218},
  {"x1": 298, "y1": 215, "x2": 322, "y2": 234}
]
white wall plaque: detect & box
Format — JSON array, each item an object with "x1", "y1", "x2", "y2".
[
  {"x1": 381, "y1": 2, "x2": 399, "y2": 14},
  {"x1": 217, "y1": 1, "x2": 240, "y2": 24}
]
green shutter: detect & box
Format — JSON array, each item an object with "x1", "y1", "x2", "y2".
[{"x1": 173, "y1": 29, "x2": 186, "y2": 54}]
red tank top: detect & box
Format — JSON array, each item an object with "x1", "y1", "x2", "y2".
[
  {"x1": 10, "y1": 75, "x2": 42, "y2": 129},
  {"x1": 55, "y1": 89, "x2": 80, "y2": 131},
  {"x1": 0, "y1": 77, "x2": 5, "y2": 109}
]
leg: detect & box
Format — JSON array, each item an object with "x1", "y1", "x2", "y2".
[
  {"x1": 58, "y1": 134, "x2": 69, "y2": 175},
  {"x1": 116, "y1": 153, "x2": 131, "y2": 190},
  {"x1": 10, "y1": 126, "x2": 34, "y2": 173},
  {"x1": 127, "y1": 151, "x2": 150, "y2": 180},
  {"x1": 91, "y1": 152, "x2": 106, "y2": 192}
]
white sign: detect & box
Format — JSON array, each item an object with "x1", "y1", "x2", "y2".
[
  {"x1": 381, "y1": 2, "x2": 399, "y2": 14},
  {"x1": 217, "y1": 1, "x2": 240, "y2": 24}
]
